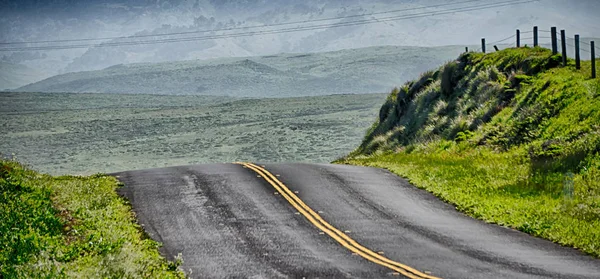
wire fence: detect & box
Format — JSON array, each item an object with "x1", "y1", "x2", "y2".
[
  {"x1": 476, "y1": 29, "x2": 600, "y2": 58},
  {"x1": 475, "y1": 28, "x2": 600, "y2": 58},
  {"x1": 473, "y1": 26, "x2": 598, "y2": 78}
]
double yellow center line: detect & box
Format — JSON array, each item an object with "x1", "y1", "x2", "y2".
[{"x1": 235, "y1": 162, "x2": 440, "y2": 279}]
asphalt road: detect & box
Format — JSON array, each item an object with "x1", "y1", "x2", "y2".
[{"x1": 113, "y1": 163, "x2": 600, "y2": 278}]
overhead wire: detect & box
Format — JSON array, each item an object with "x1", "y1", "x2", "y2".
[
  {"x1": 0, "y1": 0, "x2": 537, "y2": 52},
  {"x1": 2, "y1": 0, "x2": 533, "y2": 51},
  {"x1": 0, "y1": 0, "x2": 486, "y2": 45}
]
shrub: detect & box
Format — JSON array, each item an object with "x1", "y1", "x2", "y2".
[
  {"x1": 441, "y1": 61, "x2": 459, "y2": 97},
  {"x1": 409, "y1": 70, "x2": 436, "y2": 96}
]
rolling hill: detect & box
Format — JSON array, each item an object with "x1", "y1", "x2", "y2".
[
  {"x1": 16, "y1": 45, "x2": 468, "y2": 97},
  {"x1": 0, "y1": 62, "x2": 46, "y2": 90}
]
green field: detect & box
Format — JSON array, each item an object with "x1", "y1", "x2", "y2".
[{"x1": 1, "y1": 92, "x2": 385, "y2": 175}]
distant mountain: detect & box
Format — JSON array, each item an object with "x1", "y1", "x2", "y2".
[
  {"x1": 0, "y1": 62, "x2": 46, "y2": 90},
  {"x1": 16, "y1": 45, "x2": 468, "y2": 97}
]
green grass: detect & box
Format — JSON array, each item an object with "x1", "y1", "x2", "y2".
[
  {"x1": 340, "y1": 47, "x2": 600, "y2": 257},
  {"x1": 0, "y1": 159, "x2": 185, "y2": 278},
  {"x1": 340, "y1": 145, "x2": 600, "y2": 257}
]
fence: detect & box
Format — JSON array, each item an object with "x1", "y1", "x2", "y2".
[{"x1": 473, "y1": 26, "x2": 599, "y2": 78}]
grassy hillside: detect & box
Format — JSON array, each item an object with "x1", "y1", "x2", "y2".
[
  {"x1": 339, "y1": 47, "x2": 600, "y2": 257},
  {"x1": 0, "y1": 159, "x2": 184, "y2": 278},
  {"x1": 1, "y1": 92, "x2": 385, "y2": 175},
  {"x1": 15, "y1": 45, "x2": 467, "y2": 97},
  {"x1": 0, "y1": 62, "x2": 46, "y2": 90}
]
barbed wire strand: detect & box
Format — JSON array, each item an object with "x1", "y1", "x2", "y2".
[{"x1": 488, "y1": 34, "x2": 516, "y2": 44}]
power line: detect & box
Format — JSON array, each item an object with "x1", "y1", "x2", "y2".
[
  {"x1": 0, "y1": 0, "x2": 537, "y2": 52},
  {"x1": 0, "y1": 0, "x2": 531, "y2": 51},
  {"x1": 0, "y1": 0, "x2": 485, "y2": 45}
]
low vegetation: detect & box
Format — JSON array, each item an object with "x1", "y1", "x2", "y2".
[
  {"x1": 0, "y1": 159, "x2": 185, "y2": 278},
  {"x1": 339, "y1": 47, "x2": 600, "y2": 257},
  {"x1": 1, "y1": 93, "x2": 385, "y2": 175}
]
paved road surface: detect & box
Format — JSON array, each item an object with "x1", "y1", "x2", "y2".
[{"x1": 113, "y1": 163, "x2": 600, "y2": 278}]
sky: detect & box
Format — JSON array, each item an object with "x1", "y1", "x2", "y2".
[{"x1": 1, "y1": 0, "x2": 599, "y2": 80}]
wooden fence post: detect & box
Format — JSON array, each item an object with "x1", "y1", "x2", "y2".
[
  {"x1": 551, "y1": 27, "x2": 558, "y2": 54},
  {"x1": 575, "y1": 34, "x2": 580, "y2": 69},
  {"x1": 592, "y1": 41, "x2": 596, "y2": 79},
  {"x1": 482, "y1": 38, "x2": 486, "y2": 53},
  {"x1": 561, "y1": 30, "x2": 567, "y2": 66},
  {"x1": 533, "y1": 26, "x2": 538, "y2": 47},
  {"x1": 494, "y1": 45, "x2": 499, "y2": 51},
  {"x1": 516, "y1": 29, "x2": 520, "y2": 47}
]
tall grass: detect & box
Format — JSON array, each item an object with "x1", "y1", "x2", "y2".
[{"x1": 341, "y1": 47, "x2": 600, "y2": 257}]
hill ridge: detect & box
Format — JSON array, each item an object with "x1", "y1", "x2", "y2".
[{"x1": 15, "y1": 45, "x2": 469, "y2": 97}]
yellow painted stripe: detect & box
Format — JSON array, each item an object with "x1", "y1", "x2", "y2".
[
  {"x1": 245, "y1": 163, "x2": 440, "y2": 279},
  {"x1": 240, "y1": 163, "x2": 422, "y2": 279},
  {"x1": 237, "y1": 162, "x2": 441, "y2": 279}
]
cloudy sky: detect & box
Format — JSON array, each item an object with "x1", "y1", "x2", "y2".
[{"x1": 1, "y1": 0, "x2": 599, "y2": 79}]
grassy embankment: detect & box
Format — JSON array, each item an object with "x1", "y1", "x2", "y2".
[
  {"x1": 0, "y1": 159, "x2": 185, "y2": 278},
  {"x1": 338, "y1": 47, "x2": 600, "y2": 257}
]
